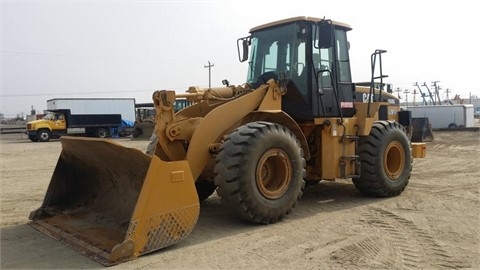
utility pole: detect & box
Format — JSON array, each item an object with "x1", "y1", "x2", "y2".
[
  {"x1": 445, "y1": 88, "x2": 450, "y2": 101},
  {"x1": 395, "y1": 87, "x2": 402, "y2": 99},
  {"x1": 404, "y1": 89, "x2": 410, "y2": 106},
  {"x1": 204, "y1": 61, "x2": 214, "y2": 88},
  {"x1": 412, "y1": 89, "x2": 417, "y2": 105}
]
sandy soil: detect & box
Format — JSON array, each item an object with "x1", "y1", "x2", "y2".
[{"x1": 1, "y1": 128, "x2": 479, "y2": 269}]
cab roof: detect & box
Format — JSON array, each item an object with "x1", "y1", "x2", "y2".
[{"x1": 250, "y1": 16, "x2": 352, "y2": 33}]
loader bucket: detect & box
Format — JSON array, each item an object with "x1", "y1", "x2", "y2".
[
  {"x1": 132, "y1": 121, "x2": 155, "y2": 140},
  {"x1": 411, "y1": 117, "x2": 434, "y2": 142},
  {"x1": 29, "y1": 136, "x2": 200, "y2": 266}
]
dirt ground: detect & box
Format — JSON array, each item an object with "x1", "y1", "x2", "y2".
[{"x1": 1, "y1": 126, "x2": 479, "y2": 269}]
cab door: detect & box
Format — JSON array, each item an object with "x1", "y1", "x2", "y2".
[
  {"x1": 313, "y1": 23, "x2": 355, "y2": 117},
  {"x1": 52, "y1": 113, "x2": 66, "y2": 130}
]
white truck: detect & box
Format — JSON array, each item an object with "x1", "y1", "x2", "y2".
[
  {"x1": 407, "y1": 104, "x2": 474, "y2": 129},
  {"x1": 26, "y1": 98, "x2": 136, "y2": 142},
  {"x1": 47, "y1": 98, "x2": 136, "y2": 122}
]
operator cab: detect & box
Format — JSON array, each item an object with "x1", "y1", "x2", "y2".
[{"x1": 239, "y1": 17, "x2": 355, "y2": 121}]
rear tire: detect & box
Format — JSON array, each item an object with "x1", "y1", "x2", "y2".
[
  {"x1": 96, "y1": 128, "x2": 108, "y2": 138},
  {"x1": 448, "y1": 123, "x2": 457, "y2": 129},
  {"x1": 214, "y1": 121, "x2": 305, "y2": 224},
  {"x1": 353, "y1": 121, "x2": 411, "y2": 197},
  {"x1": 37, "y1": 129, "x2": 50, "y2": 142}
]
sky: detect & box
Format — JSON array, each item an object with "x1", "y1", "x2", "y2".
[{"x1": 1, "y1": 0, "x2": 479, "y2": 117}]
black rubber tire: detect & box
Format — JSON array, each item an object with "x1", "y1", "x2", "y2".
[
  {"x1": 195, "y1": 180, "x2": 217, "y2": 202},
  {"x1": 28, "y1": 135, "x2": 38, "y2": 142},
  {"x1": 96, "y1": 128, "x2": 108, "y2": 138},
  {"x1": 448, "y1": 123, "x2": 457, "y2": 129},
  {"x1": 214, "y1": 121, "x2": 305, "y2": 224},
  {"x1": 37, "y1": 129, "x2": 50, "y2": 142},
  {"x1": 352, "y1": 121, "x2": 412, "y2": 197}
]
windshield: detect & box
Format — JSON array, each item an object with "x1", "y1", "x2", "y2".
[
  {"x1": 43, "y1": 112, "x2": 55, "y2": 120},
  {"x1": 247, "y1": 22, "x2": 306, "y2": 88},
  {"x1": 43, "y1": 112, "x2": 64, "y2": 121}
]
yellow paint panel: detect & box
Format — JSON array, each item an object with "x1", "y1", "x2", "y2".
[
  {"x1": 411, "y1": 143, "x2": 427, "y2": 158},
  {"x1": 128, "y1": 156, "x2": 199, "y2": 257}
]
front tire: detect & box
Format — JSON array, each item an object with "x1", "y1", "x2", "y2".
[
  {"x1": 214, "y1": 121, "x2": 305, "y2": 224},
  {"x1": 353, "y1": 121, "x2": 412, "y2": 197},
  {"x1": 37, "y1": 129, "x2": 50, "y2": 142},
  {"x1": 28, "y1": 135, "x2": 38, "y2": 142}
]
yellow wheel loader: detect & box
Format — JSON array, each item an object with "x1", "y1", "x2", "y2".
[{"x1": 29, "y1": 16, "x2": 426, "y2": 266}]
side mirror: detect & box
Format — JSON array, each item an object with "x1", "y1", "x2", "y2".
[{"x1": 237, "y1": 36, "x2": 250, "y2": 62}]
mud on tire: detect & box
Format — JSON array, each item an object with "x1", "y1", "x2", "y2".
[
  {"x1": 214, "y1": 121, "x2": 305, "y2": 224},
  {"x1": 353, "y1": 121, "x2": 412, "y2": 197}
]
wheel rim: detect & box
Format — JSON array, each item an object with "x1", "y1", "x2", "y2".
[
  {"x1": 98, "y1": 130, "x2": 107, "y2": 138},
  {"x1": 40, "y1": 132, "x2": 48, "y2": 140},
  {"x1": 256, "y1": 148, "x2": 292, "y2": 199},
  {"x1": 383, "y1": 141, "x2": 405, "y2": 180}
]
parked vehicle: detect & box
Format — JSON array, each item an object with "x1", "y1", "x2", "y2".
[
  {"x1": 132, "y1": 99, "x2": 192, "y2": 139},
  {"x1": 47, "y1": 98, "x2": 136, "y2": 122},
  {"x1": 26, "y1": 109, "x2": 122, "y2": 142},
  {"x1": 407, "y1": 104, "x2": 474, "y2": 129},
  {"x1": 474, "y1": 107, "x2": 480, "y2": 118},
  {"x1": 26, "y1": 98, "x2": 136, "y2": 141}
]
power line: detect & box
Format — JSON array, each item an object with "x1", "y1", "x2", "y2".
[
  {"x1": 0, "y1": 87, "x2": 189, "y2": 98},
  {"x1": 1, "y1": 50, "x2": 164, "y2": 64}
]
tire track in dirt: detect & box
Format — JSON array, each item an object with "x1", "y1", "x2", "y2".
[
  {"x1": 358, "y1": 208, "x2": 469, "y2": 269},
  {"x1": 407, "y1": 180, "x2": 479, "y2": 261},
  {"x1": 329, "y1": 236, "x2": 398, "y2": 269},
  {"x1": 409, "y1": 181, "x2": 480, "y2": 209},
  {"x1": 272, "y1": 185, "x2": 392, "y2": 268}
]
